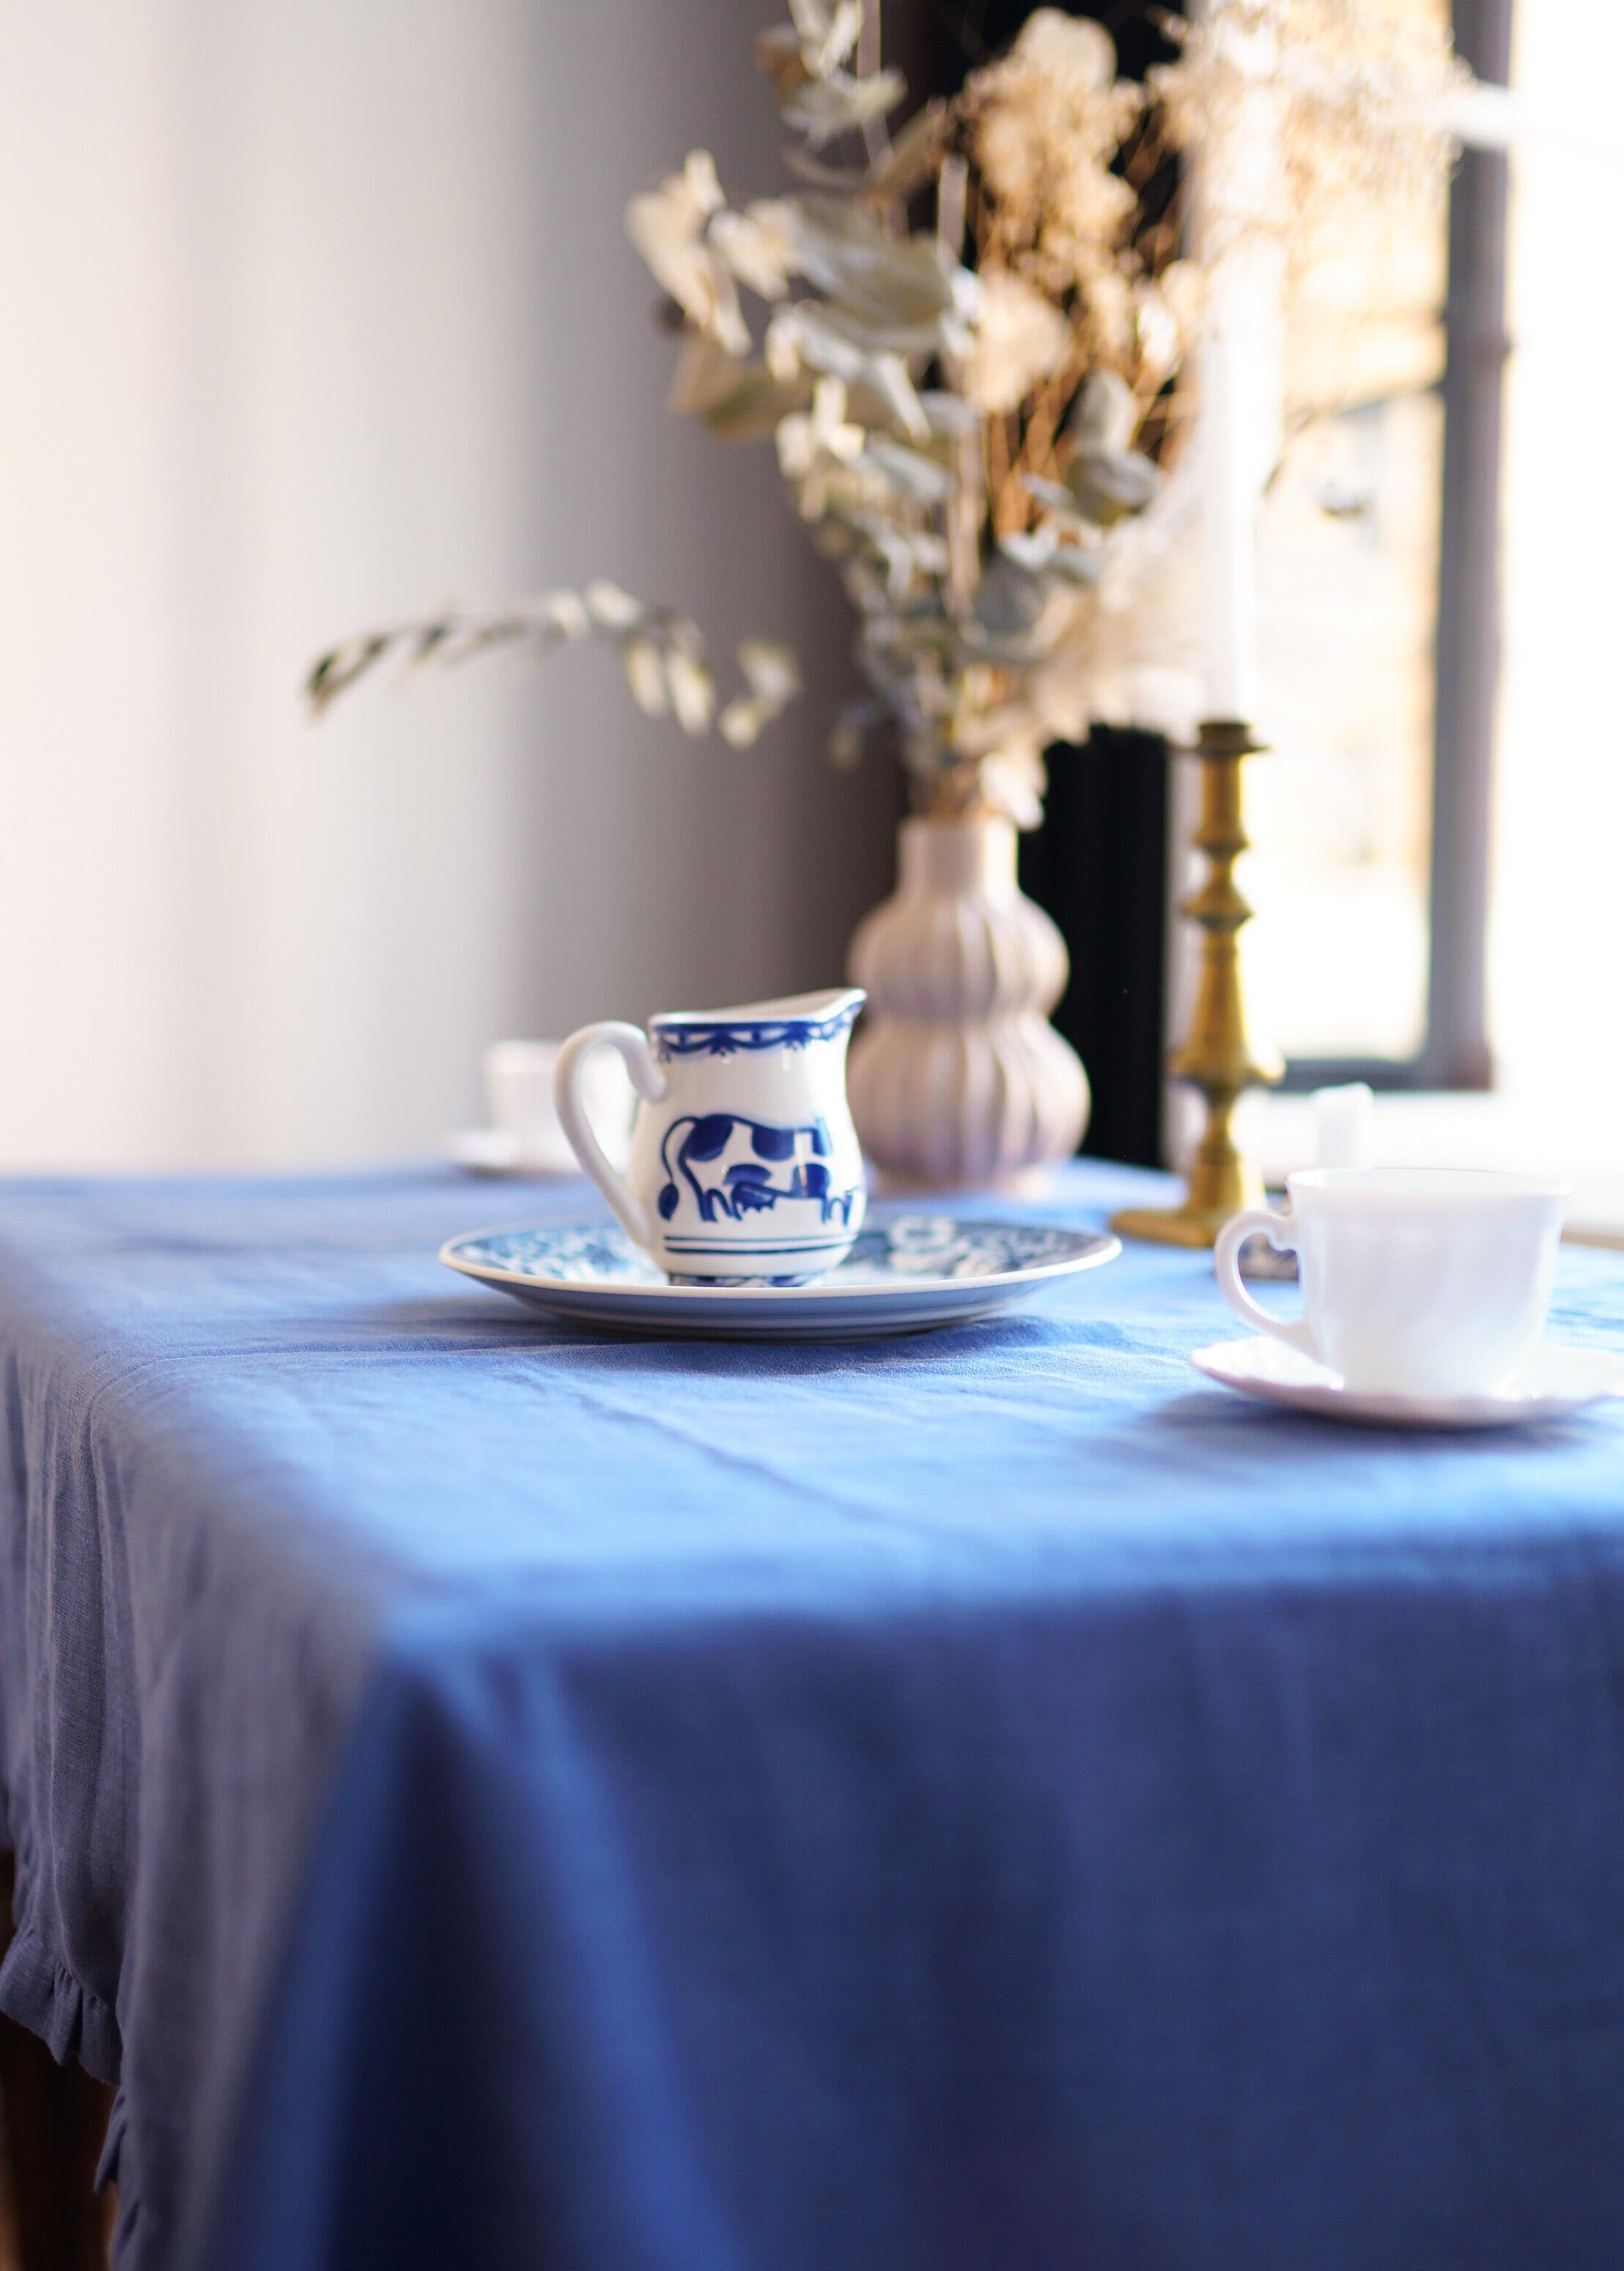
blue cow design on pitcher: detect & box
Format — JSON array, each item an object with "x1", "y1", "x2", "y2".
[{"x1": 657, "y1": 1114, "x2": 858, "y2": 1226}]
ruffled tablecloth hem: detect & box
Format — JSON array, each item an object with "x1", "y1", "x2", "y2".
[{"x1": 0, "y1": 1921, "x2": 121, "y2": 2086}]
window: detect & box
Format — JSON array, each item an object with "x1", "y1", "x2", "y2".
[{"x1": 1248, "y1": 0, "x2": 1511, "y2": 1092}]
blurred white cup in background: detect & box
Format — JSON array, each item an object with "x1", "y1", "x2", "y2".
[{"x1": 482, "y1": 1040, "x2": 635, "y2": 1173}]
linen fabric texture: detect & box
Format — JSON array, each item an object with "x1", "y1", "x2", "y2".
[{"x1": 0, "y1": 1165, "x2": 1620, "y2": 2270}]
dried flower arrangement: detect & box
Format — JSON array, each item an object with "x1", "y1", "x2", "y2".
[
  {"x1": 307, "y1": 1, "x2": 1195, "y2": 830},
  {"x1": 619, "y1": 1, "x2": 1201, "y2": 826},
  {"x1": 306, "y1": 1, "x2": 1475, "y2": 827}
]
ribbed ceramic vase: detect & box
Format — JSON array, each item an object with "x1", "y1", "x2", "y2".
[{"x1": 846, "y1": 814, "x2": 1090, "y2": 1190}]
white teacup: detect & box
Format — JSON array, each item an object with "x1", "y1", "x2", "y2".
[
  {"x1": 553, "y1": 988, "x2": 866, "y2": 1281},
  {"x1": 1214, "y1": 1168, "x2": 1568, "y2": 1397},
  {"x1": 483, "y1": 1040, "x2": 634, "y2": 1174}
]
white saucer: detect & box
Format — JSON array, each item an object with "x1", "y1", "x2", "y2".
[
  {"x1": 1192, "y1": 1335, "x2": 1624, "y2": 1429},
  {"x1": 446, "y1": 1129, "x2": 584, "y2": 1178},
  {"x1": 441, "y1": 1215, "x2": 1120, "y2": 1339}
]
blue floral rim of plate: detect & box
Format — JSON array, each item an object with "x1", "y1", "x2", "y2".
[{"x1": 444, "y1": 1215, "x2": 1106, "y2": 1292}]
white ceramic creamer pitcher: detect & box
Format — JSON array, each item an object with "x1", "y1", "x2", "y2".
[{"x1": 553, "y1": 989, "x2": 867, "y2": 1281}]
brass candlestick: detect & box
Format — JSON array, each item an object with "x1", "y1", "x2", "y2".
[{"x1": 1112, "y1": 718, "x2": 1281, "y2": 1248}]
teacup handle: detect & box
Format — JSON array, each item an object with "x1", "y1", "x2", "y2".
[
  {"x1": 553, "y1": 1022, "x2": 669, "y2": 1251},
  {"x1": 1212, "y1": 1209, "x2": 1318, "y2": 1359}
]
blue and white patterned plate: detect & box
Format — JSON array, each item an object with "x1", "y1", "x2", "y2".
[{"x1": 440, "y1": 1215, "x2": 1120, "y2": 1339}]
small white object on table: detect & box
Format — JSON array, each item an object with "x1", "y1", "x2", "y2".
[
  {"x1": 449, "y1": 1039, "x2": 635, "y2": 1176},
  {"x1": 1311, "y1": 1081, "x2": 1376, "y2": 1171},
  {"x1": 1239, "y1": 1081, "x2": 1373, "y2": 1279}
]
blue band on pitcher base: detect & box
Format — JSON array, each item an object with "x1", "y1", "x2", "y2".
[{"x1": 660, "y1": 1238, "x2": 856, "y2": 1256}]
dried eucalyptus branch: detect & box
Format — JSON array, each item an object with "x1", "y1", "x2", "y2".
[{"x1": 306, "y1": 583, "x2": 800, "y2": 749}]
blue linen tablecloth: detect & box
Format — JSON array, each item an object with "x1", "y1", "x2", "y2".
[{"x1": 1, "y1": 1160, "x2": 1623, "y2": 2271}]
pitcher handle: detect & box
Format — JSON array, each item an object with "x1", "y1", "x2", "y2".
[
  {"x1": 1212, "y1": 1208, "x2": 1318, "y2": 1360},
  {"x1": 553, "y1": 1023, "x2": 668, "y2": 1252}
]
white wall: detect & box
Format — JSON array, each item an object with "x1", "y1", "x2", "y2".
[{"x1": 0, "y1": 0, "x2": 898, "y2": 1168}]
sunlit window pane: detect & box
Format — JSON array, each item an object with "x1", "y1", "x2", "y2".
[
  {"x1": 1248, "y1": 390, "x2": 1444, "y2": 1061},
  {"x1": 1241, "y1": 0, "x2": 1452, "y2": 1067}
]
